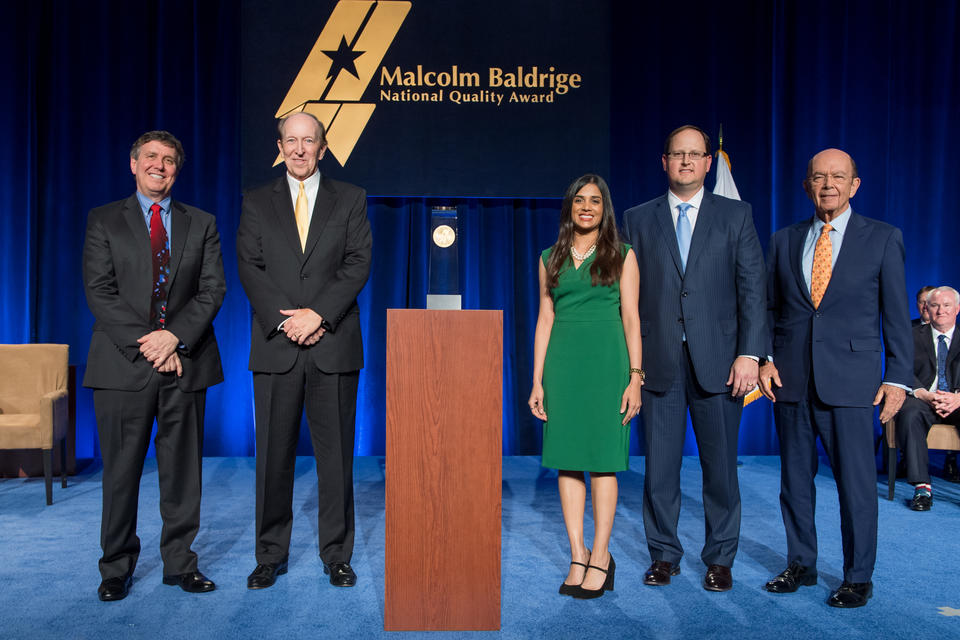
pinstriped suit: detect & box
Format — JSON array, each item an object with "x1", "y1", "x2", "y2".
[
  {"x1": 623, "y1": 190, "x2": 766, "y2": 567},
  {"x1": 766, "y1": 210, "x2": 912, "y2": 583}
]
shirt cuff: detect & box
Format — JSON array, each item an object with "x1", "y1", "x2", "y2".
[{"x1": 882, "y1": 382, "x2": 911, "y2": 392}]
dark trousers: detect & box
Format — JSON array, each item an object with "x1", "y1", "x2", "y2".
[
  {"x1": 896, "y1": 396, "x2": 960, "y2": 484},
  {"x1": 94, "y1": 374, "x2": 206, "y2": 579},
  {"x1": 641, "y1": 343, "x2": 744, "y2": 567},
  {"x1": 253, "y1": 351, "x2": 358, "y2": 565},
  {"x1": 773, "y1": 388, "x2": 877, "y2": 583}
]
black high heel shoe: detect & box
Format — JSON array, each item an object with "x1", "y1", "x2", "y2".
[
  {"x1": 559, "y1": 560, "x2": 589, "y2": 596},
  {"x1": 572, "y1": 554, "x2": 615, "y2": 599}
]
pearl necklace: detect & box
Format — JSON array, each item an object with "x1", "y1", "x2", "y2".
[{"x1": 570, "y1": 243, "x2": 597, "y2": 261}]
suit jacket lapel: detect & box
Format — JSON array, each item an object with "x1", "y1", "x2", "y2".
[
  {"x1": 164, "y1": 201, "x2": 190, "y2": 294},
  {"x1": 788, "y1": 222, "x2": 810, "y2": 305},
  {"x1": 655, "y1": 198, "x2": 683, "y2": 276},
  {"x1": 121, "y1": 195, "x2": 153, "y2": 317},
  {"x1": 920, "y1": 324, "x2": 936, "y2": 367},
  {"x1": 820, "y1": 211, "x2": 865, "y2": 309},
  {"x1": 684, "y1": 194, "x2": 713, "y2": 276},
  {"x1": 302, "y1": 177, "x2": 337, "y2": 261},
  {"x1": 945, "y1": 326, "x2": 960, "y2": 374},
  {"x1": 271, "y1": 178, "x2": 305, "y2": 261},
  {"x1": 122, "y1": 194, "x2": 151, "y2": 256}
]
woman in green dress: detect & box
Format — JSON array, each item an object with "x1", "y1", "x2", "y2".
[{"x1": 529, "y1": 174, "x2": 642, "y2": 599}]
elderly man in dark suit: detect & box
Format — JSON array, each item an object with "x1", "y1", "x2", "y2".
[
  {"x1": 237, "y1": 112, "x2": 371, "y2": 589},
  {"x1": 896, "y1": 285, "x2": 960, "y2": 509},
  {"x1": 623, "y1": 125, "x2": 766, "y2": 592},
  {"x1": 83, "y1": 130, "x2": 226, "y2": 601},
  {"x1": 760, "y1": 148, "x2": 912, "y2": 608}
]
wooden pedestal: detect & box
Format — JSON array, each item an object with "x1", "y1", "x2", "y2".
[{"x1": 384, "y1": 310, "x2": 502, "y2": 631}]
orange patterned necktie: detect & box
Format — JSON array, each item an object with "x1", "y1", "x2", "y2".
[{"x1": 810, "y1": 223, "x2": 833, "y2": 308}]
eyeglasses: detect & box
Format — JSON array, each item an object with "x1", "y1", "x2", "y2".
[
  {"x1": 665, "y1": 151, "x2": 709, "y2": 161},
  {"x1": 807, "y1": 173, "x2": 850, "y2": 185}
]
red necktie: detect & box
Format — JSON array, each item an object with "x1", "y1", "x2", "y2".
[{"x1": 149, "y1": 203, "x2": 170, "y2": 328}]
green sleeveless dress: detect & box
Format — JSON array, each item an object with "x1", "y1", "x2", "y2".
[{"x1": 540, "y1": 244, "x2": 631, "y2": 472}]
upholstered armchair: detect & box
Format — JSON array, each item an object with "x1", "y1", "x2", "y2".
[
  {"x1": 882, "y1": 417, "x2": 960, "y2": 500},
  {"x1": 0, "y1": 344, "x2": 69, "y2": 504}
]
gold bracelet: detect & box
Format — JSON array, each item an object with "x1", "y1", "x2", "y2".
[{"x1": 630, "y1": 367, "x2": 645, "y2": 381}]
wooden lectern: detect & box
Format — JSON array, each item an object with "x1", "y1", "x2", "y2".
[{"x1": 384, "y1": 310, "x2": 502, "y2": 631}]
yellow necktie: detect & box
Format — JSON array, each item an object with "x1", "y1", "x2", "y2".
[
  {"x1": 294, "y1": 181, "x2": 309, "y2": 251},
  {"x1": 810, "y1": 223, "x2": 833, "y2": 308}
]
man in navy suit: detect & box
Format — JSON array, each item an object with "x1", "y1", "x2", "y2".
[
  {"x1": 896, "y1": 286, "x2": 960, "y2": 510},
  {"x1": 623, "y1": 125, "x2": 766, "y2": 592},
  {"x1": 759, "y1": 148, "x2": 912, "y2": 608}
]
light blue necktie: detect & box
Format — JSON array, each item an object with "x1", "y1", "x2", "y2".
[
  {"x1": 937, "y1": 334, "x2": 950, "y2": 391},
  {"x1": 676, "y1": 203, "x2": 692, "y2": 271}
]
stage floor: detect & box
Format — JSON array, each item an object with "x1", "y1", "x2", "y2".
[{"x1": 1, "y1": 456, "x2": 958, "y2": 639}]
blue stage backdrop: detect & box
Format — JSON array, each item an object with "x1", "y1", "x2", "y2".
[{"x1": 1, "y1": 1, "x2": 957, "y2": 460}]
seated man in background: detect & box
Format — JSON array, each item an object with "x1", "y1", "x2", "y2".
[
  {"x1": 912, "y1": 285, "x2": 935, "y2": 327},
  {"x1": 897, "y1": 286, "x2": 960, "y2": 509}
]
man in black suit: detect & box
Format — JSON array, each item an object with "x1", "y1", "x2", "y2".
[
  {"x1": 906, "y1": 286, "x2": 958, "y2": 481},
  {"x1": 897, "y1": 286, "x2": 960, "y2": 509},
  {"x1": 912, "y1": 285, "x2": 935, "y2": 327},
  {"x1": 622, "y1": 125, "x2": 766, "y2": 592},
  {"x1": 237, "y1": 112, "x2": 371, "y2": 589},
  {"x1": 83, "y1": 130, "x2": 225, "y2": 601},
  {"x1": 759, "y1": 148, "x2": 912, "y2": 608}
]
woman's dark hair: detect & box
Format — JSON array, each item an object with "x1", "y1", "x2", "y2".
[{"x1": 545, "y1": 174, "x2": 622, "y2": 290}]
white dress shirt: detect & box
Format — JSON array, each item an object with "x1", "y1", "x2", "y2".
[
  {"x1": 285, "y1": 169, "x2": 321, "y2": 224},
  {"x1": 667, "y1": 186, "x2": 705, "y2": 233},
  {"x1": 925, "y1": 325, "x2": 956, "y2": 393}
]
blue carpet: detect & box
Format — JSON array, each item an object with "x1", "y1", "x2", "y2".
[{"x1": 1, "y1": 456, "x2": 958, "y2": 639}]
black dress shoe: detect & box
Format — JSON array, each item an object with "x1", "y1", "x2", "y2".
[
  {"x1": 98, "y1": 574, "x2": 132, "y2": 602},
  {"x1": 643, "y1": 560, "x2": 680, "y2": 586},
  {"x1": 909, "y1": 487, "x2": 933, "y2": 511},
  {"x1": 163, "y1": 571, "x2": 216, "y2": 593},
  {"x1": 703, "y1": 564, "x2": 732, "y2": 592},
  {"x1": 324, "y1": 562, "x2": 357, "y2": 587},
  {"x1": 944, "y1": 453, "x2": 960, "y2": 482},
  {"x1": 827, "y1": 581, "x2": 873, "y2": 608},
  {"x1": 764, "y1": 563, "x2": 817, "y2": 593},
  {"x1": 559, "y1": 560, "x2": 589, "y2": 596},
  {"x1": 247, "y1": 560, "x2": 288, "y2": 589},
  {"x1": 572, "y1": 554, "x2": 615, "y2": 599}
]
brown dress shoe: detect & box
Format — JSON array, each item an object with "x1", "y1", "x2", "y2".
[
  {"x1": 643, "y1": 560, "x2": 680, "y2": 586},
  {"x1": 703, "y1": 564, "x2": 732, "y2": 591}
]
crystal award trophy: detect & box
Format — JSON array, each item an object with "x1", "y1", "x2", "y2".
[{"x1": 426, "y1": 206, "x2": 460, "y2": 309}]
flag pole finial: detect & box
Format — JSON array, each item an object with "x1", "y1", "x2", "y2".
[{"x1": 718, "y1": 123, "x2": 724, "y2": 152}]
